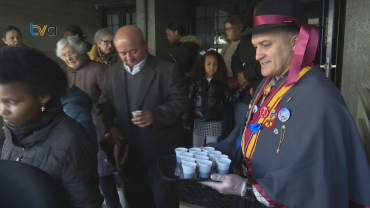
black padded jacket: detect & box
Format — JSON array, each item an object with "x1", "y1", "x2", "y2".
[
  {"x1": 183, "y1": 78, "x2": 243, "y2": 126},
  {"x1": 1, "y1": 111, "x2": 103, "y2": 208}
]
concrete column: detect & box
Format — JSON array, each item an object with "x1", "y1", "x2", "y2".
[
  {"x1": 136, "y1": 0, "x2": 147, "y2": 40},
  {"x1": 341, "y1": 0, "x2": 370, "y2": 118},
  {"x1": 147, "y1": 0, "x2": 156, "y2": 56}
]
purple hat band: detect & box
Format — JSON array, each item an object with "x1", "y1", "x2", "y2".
[{"x1": 254, "y1": 15, "x2": 319, "y2": 86}]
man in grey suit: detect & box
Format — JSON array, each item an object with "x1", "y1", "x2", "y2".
[{"x1": 97, "y1": 25, "x2": 189, "y2": 208}]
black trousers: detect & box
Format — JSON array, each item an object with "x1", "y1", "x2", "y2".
[{"x1": 117, "y1": 144, "x2": 179, "y2": 208}]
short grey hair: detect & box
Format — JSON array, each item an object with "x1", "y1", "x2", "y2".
[
  {"x1": 56, "y1": 36, "x2": 87, "y2": 58},
  {"x1": 93, "y1": 28, "x2": 114, "y2": 45}
]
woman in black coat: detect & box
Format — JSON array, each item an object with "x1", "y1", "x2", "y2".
[
  {"x1": 0, "y1": 47, "x2": 103, "y2": 207},
  {"x1": 166, "y1": 22, "x2": 202, "y2": 79}
]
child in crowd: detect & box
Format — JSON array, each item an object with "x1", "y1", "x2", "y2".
[{"x1": 183, "y1": 50, "x2": 244, "y2": 147}]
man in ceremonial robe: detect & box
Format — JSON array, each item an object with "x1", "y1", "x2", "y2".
[{"x1": 201, "y1": 0, "x2": 370, "y2": 207}]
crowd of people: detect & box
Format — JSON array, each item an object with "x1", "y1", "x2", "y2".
[{"x1": 0, "y1": 0, "x2": 370, "y2": 207}]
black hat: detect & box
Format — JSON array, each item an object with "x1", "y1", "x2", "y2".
[{"x1": 241, "y1": 0, "x2": 307, "y2": 36}]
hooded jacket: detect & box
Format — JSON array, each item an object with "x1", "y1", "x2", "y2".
[{"x1": 169, "y1": 35, "x2": 202, "y2": 77}]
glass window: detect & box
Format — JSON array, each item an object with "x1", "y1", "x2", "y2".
[
  {"x1": 132, "y1": 12, "x2": 137, "y2": 25},
  {"x1": 126, "y1": 13, "x2": 131, "y2": 25}
]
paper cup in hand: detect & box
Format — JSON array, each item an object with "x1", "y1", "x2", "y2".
[
  {"x1": 131, "y1": 110, "x2": 142, "y2": 117},
  {"x1": 216, "y1": 158, "x2": 231, "y2": 175},
  {"x1": 174, "y1": 147, "x2": 188, "y2": 163},
  {"x1": 197, "y1": 160, "x2": 213, "y2": 178},
  {"x1": 181, "y1": 162, "x2": 197, "y2": 179}
]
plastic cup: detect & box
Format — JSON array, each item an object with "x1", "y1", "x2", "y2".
[
  {"x1": 209, "y1": 151, "x2": 222, "y2": 163},
  {"x1": 181, "y1": 162, "x2": 197, "y2": 179},
  {"x1": 174, "y1": 147, "x2": 188, "y2": 163},
  {"x1": 195, "y1": 155, "x2": 209, "y2": 161},
  {"x1": 181, "y1": 157, "x2": 196, "y2": 163},
  {"x1": 202, "y1": 146, "x2": 215, "y2": 153},
  {"x1": 195, "y1": 159, "x2": 210, "y2": 172},
  {"x1": 214, "y1": 154, "x2": 229, "y2": 161},
  {"x1": 180, "y1": 152, "x2": 194, "y2": 158},
  {"x1": 131, "y1": 110, "x2": 142, "y2": 117},
  {"x1": 216, "y1": 158, "x2": 231, "y2": 175},
  {"x1": 189, "y1": 147, "x2": 202, "y2": 154},
  {"x1": 197, "y1": 160, "x2": 213, "y2": 178},
  {"x1": 194, "y1": 151, "x2": 208, "y2": 157}
]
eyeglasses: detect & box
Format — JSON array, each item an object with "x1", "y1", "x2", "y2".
[
  {"x1": 60, "y1": 51, "x2": 77, "y2": 58},
  {"x1": 100, "y1": 39, "x2": 114, "y2": 46},
  {"x1": 225, "y1": 27, "x2": 233, "y2": 32}
]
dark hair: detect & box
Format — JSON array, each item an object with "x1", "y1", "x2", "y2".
[
  {"x1": 64, "y1": 25, "x2": 86, "y2": 41},
  {"x1": 1, "y1": 25, "x2": 21, "y2": 39},
  {"x1": 223, "y1": 17, "x2": 244, "y2": 41},
  {"x1": 0, "y1": 47, "x2": 68, "y2": 100},
  {"x1": 166, "y1": 22, "x2": 187, "y2": 36},
  {"x1": 189, "y1": 50, "x2": 228, "y2": 84}
]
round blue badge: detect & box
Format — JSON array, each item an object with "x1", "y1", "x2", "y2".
[{"x1": 278, "y1": 108, "x2": 290, "y2": 122}]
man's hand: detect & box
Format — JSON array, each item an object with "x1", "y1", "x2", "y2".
[
  {"x1": 132, "y1": 111, "x2": 154, "y2": 127},
  {"x1": 200, "y1": 174, "x2": 247, "y2": 196},
  {"x1": 104, "y1": 127, "x2": 124, "y2": 147},
  {"x1": 237, "y1": 72, "x2": 248, "y2": 86}
]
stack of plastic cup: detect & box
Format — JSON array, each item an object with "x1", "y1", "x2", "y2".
[
  {"x1": 216, "y1": 158, "x2": 231, "y2": 175},
  {"x1": 197, "y1": 160, "x2": 213, "y2": 178},
  {"x1": 189, "y1": 147, "x2": 202, "y2": 154},
  {"x1": 174, "y1": 147, "x2": 188, "y2": 163},
  {"x1": 182, "y1": 162, "x2": 197, "y2": 179}
]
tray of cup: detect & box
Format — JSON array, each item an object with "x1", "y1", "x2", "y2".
[{"x1": 158, "y1": 147, "x2": 236, "y2": 182}]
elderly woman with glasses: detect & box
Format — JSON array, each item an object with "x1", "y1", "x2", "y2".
[
  {"x1": 87, "y1": 28, "x2": 121, "y2": 65},
  {"x1": 56, "y1": 36, "x2": 122, "y2": 208}
]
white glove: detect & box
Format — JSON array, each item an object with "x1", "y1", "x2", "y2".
[{"x1": 200, "y1": 173, "x2": 248, "y2": 196}]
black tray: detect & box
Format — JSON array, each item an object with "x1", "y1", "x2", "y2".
[{"x1": 158, "y1": 154, "x2": 237, "y2": 182}]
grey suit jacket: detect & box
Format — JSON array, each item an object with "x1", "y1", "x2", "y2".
[{"x1": 97, "y1": 54, "x2": 190, "y2": 172}]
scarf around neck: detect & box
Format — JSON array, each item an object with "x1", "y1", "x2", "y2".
[{"x1": 97, "y1": 46, "x2": 117, "y2": 66}]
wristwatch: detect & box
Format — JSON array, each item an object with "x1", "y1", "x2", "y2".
[{"x1": 241, "y1": 180, "x2": 255, "y2": 200}]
